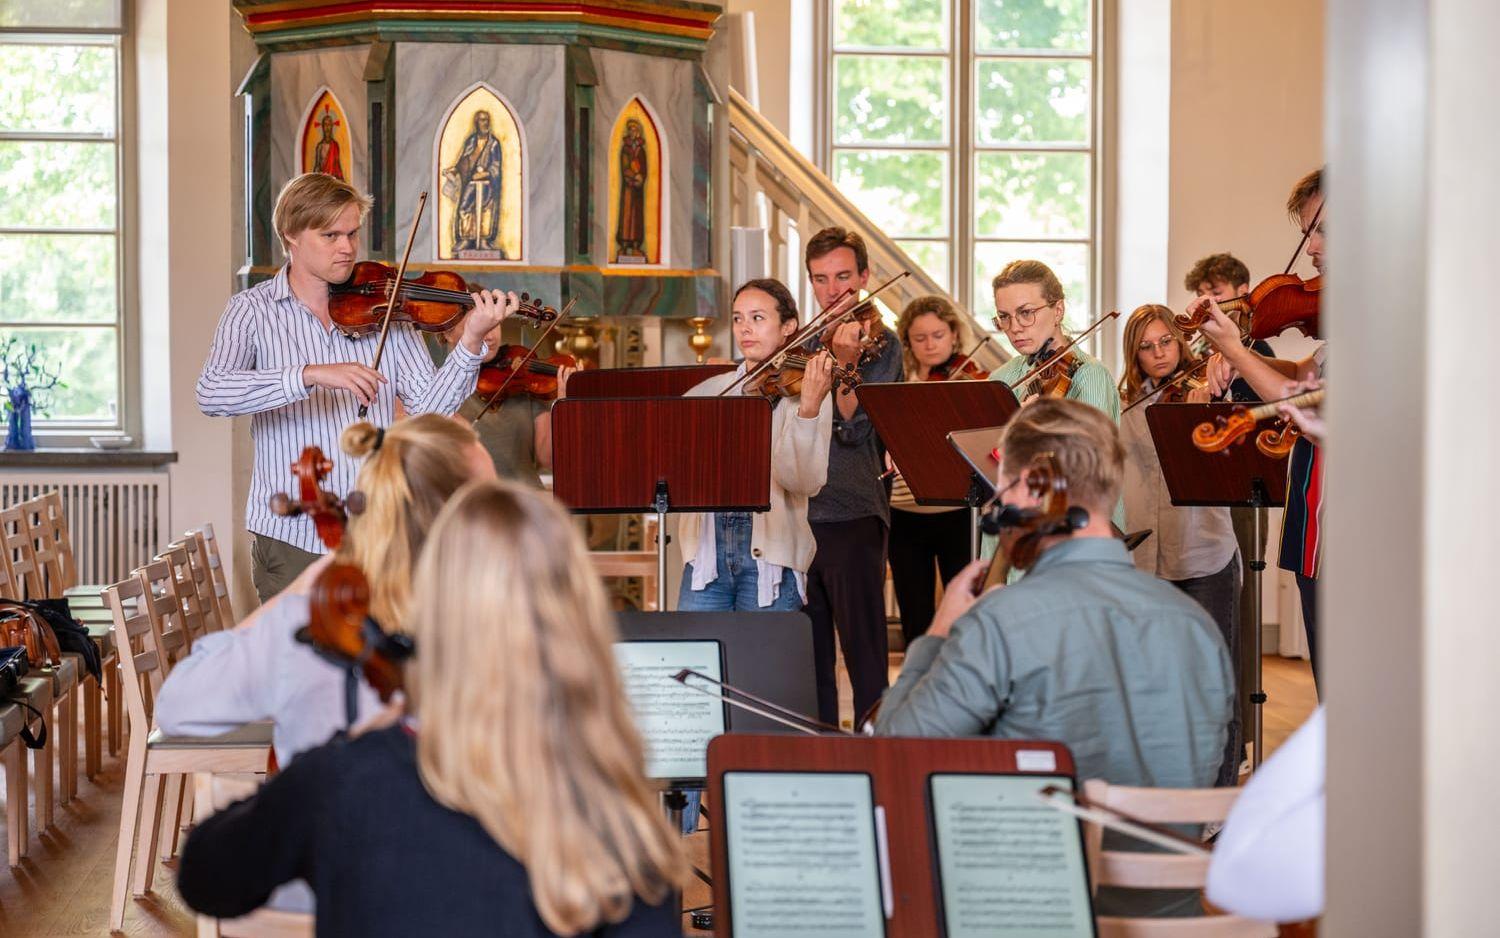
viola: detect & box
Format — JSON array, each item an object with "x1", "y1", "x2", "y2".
[
  {"x1": 1176, "y1": 273, "x2": 1321, "y2": 340},
  {"x1": 300, "y1": 561, "x2": 412, "y2": 703},
  {"x1": 475, "y1": 343, "x2": 577, "y2": 401},
  {"x1": 973, "y1": 454, "x2": 1090, "y2": 594},
  {"x1": 268, "y1": 447, "x2": 365, "y2": 550},
  {"x1": 329, "y1": 261, "x2": 559, "y2": 337},
  {"x1": 1191, "y1": 388, "x2": 1324, "y2": 457}
]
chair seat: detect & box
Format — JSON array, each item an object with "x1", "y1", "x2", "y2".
[
  {"x1": 148, "y1": 722, "x2": 273, "y2": 750},
  {"x1": 15, "y1": 674, "x2": 54, "y2": 712},
  {"x1": 33, "y1": 656, "x2": 78, "y2": 697},
  {"x1": 0, "y1": 702, "x2": 23, "y2": 748},
  {"x1": 82, "y1": 620, "x2": 115, "y2": 655}
]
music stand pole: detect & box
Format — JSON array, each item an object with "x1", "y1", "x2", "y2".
[{"x1": 1249, "y1": 478, "x2": 1268, "y2": 769}]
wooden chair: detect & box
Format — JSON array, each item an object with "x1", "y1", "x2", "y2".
[
  {"x1": 1082, "y1": 780, "x2": 1277, "y2": 937},
  {"x1": 187, "y1": 523, "x2": 236, "y2": 628},
  {"x1": 0, "y1": 671, "x2": 52, "y2": 867},
  {"x1": 0, "y1": 503, "x2": 44, "y2": 599},
  {"x1": 158, "y1": 543, "x2": 210, "y2": 647},
  {"x1": 175, "y1": 534, "x2": 226, "y2": 634},
  {"x1": 105, "y1": 572, "x2": 272, "y2": 933},
  {"x1": 589, "y1": 516, "x2": 661, "y2": 610},
  {"x1": 191, "y1": 773, "x2": 316, "y2": 938}
]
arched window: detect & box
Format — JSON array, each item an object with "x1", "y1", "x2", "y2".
[{"x1": 433, "y1": 83, "x2": 525, "y2": 262}]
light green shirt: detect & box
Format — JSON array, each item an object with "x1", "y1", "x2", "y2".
[{"x1": 875, "y1": 536, "x2": 1234, "y2": 916}]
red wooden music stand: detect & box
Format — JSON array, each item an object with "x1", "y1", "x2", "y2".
[
  {"x1": 566, "y1": 363, "x2": 735, "y2": 399},
  {"x1": 552, "y1": 396, "x2": 773, "y2": 610},
  {"x1": 1145, "y1": 401, "x2": 1289, "y2": 770},
  {"x1": 707, "y1": 734, "x2": 1087, "y2": 937}
]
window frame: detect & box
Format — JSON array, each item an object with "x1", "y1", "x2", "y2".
[
  {"x1": 0, "y1": 4, "x2": 137, "y2": 444},
  {"x1": 820, "y1": 0, "x2": 1106, "y2": 353}
]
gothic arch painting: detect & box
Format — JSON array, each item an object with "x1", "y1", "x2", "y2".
[
  {"x1": 299, "y1": 87, "x2": 352, "y2": 181},
  {"x1": 608, "y1": 97, "x2": 665, "y2": 266},
  {"x1": 434, "y1": 83, "x2": 525, "y2": 262}
]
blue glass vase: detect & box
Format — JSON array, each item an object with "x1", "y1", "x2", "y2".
[{"x1": 6, "y1": 387, "x2": 35, "y2": 451}]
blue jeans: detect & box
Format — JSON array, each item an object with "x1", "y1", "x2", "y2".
[{"x1": 678, "y1": 514, "x2": 803, "y2": 612}]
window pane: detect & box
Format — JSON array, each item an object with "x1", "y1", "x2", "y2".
[
  {"x1": 975, "y1": 59, "x2": 1090, "y2": 145},
  {"x1": 975, "y1": 152, "x2": 1089, "y2": 238},
  {"x1": 0, "y1": 140, "x2": 116, "y2": 228},
  {"x1": 0, "y1": 233, "x2": 116, "y2": 323},
  {"x1": 833, "y1": 150, "x2": 948, "y2": 237},
  {"x1": 835, "y1": 0, "x2": 948, "y2": 50},
  {"x1": 974, "y1": 241, "x2": 1090, "y2": 334},
  {"x1": 0, "y1": 43, "x2": 116, "y2": 135},
  {"x1": 0, "y1": 0, "x2": 121, "y2": 29},
  {"x1": 0, "y1": 326, "x2": 117, "y2": 423},
  {"x1": 975, "y1": 0, "x2": 1091, "y2": 53},
  {"x1": 834, "y1": 55, "x2": 948, "y2": 145},
  {"x1": 896, "y1": 239, "x2": 950, "y2": 291}
]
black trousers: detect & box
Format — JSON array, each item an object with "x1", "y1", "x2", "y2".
[
  {"x1": 808, "y1": 516, "x2": 890, "y2": 726},
  {"x1": 1297, "y1": 573, "x2": 1320, "y2": 695},
  {"x1": 1173, "y1": 554, "x2": 1242, "y2": 786},
  {"x1": 888, "y1": 508, "x2": 971, "y2": 648}
]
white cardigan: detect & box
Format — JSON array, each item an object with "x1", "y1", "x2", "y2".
[{"x1": 675, "y1": 368, "x2": 833, "y2": 576}]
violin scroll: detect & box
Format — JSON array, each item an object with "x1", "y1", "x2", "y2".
[{"x1": 268, "y1": 446, "x2": 361, "y2": 550}]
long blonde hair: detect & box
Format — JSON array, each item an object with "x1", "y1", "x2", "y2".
[
  {"x1": 1117, "y1": 303, "x2": 1198, "y2": 405},
  {"x1": 338, "y1": 414, "x2": 480, "y2": 627},
  {"x1": 896, "y1": 294, "x2": 971, "y2": 377},
  {"x1": 407, "y1": 479, "x2": 686, "y2": 933}
]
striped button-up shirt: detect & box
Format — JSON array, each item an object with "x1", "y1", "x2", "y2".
[{"x1": 196, "y1": 266, "x2": 485, "y2": 553}]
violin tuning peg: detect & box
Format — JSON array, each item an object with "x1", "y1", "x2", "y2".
[
  {"x1": 268, "y1": 493, "x2": 297, "y2": 517},
  {"x1": 345, "y1": 490, "x2": 367, "y2": 516}
]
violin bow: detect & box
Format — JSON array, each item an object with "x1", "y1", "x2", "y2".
[
  {"x1": 945, "y1": 333, "x2": 995, "y2": 379},
  {"x1": 718, "y1": 270, "x2": 911, "y2": 397},
  {"x1": 1283, "y1": 198, "x2": 1324, "y2": 275},
  {"x1": 1008, "y1": 309, "x2": 1120, "y2": 393},
  {"x1": 361, "y1": 191, "x2": 427, "y2": 419},
  {"x1": 670, "y1": 669, "x2": 853, "y2": 737},
  {"x1": 469, "y1": 297, "x2": 576, "y2": 425}
]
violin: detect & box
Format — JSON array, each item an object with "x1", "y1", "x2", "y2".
[
  {"x1": 1176, "y1": 273, "x2": 1321, "y2": 340},
  {"x1": 268, "y1": 447, "x2": 365, "y2": 550},
  {"x1": 475, "y1": 343, "x2": 577, "y2": 401},
  {"x1": 1009, "y1": 311, "x2": 1120, "y2": 400},
  {"x1": 924, "y1": 351, "x2": 990, "y2": 381},
  {"x1": 329, "y1": 262, "x2": 559, "y2": 337},
  {"x1": 974, "y1": 455, "x2": 1090, "y2": 594},
  {"x1": 1158, "y1": 365, "x2": 1210, "y2": 404},
  {"x1": 748, "y1": 353, "x2": 861, "y2": 400},
  {"x1": 1191, "y1": 388, "x2": 1324, "y2": 457},
  {"x1": 300, "y1": 561, "x2": 412, "y2": 703},
  {"x1": 818, "y1": 293, "x2": 894, "y2": 364}
]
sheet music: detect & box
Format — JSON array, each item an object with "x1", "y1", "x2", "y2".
[
  {"x1": 613, "y1": 641, "x2": 724, "y2": 781},
  {"x1": 930, "y1": 774, "x2": 1093, "y2": 937},
  {"x1": 724, "y1": 771, "x2": 886, "y2": 938}
]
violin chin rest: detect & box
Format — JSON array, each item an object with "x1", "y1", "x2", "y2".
[{"x1": 1065, "y1": 506, "x2": 1090, "y2": 531}]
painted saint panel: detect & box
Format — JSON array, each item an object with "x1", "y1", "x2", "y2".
[
  {"x1": 299, "y1": 88, "x2": 352, "y2": 181},
  {"x1": 435, "y1": 83, "x2": 524, "y2": 262},
  {"x1": 608, "y1": 97, "x2": 664, "y2": 266}
]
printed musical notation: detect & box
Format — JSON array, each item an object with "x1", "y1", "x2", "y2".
[
  {"x1": 723, "y1": 772, "x2": 886, "y2": 938},
  {"x1": 929, "y1": 774, "x2": 1093, "y2": 937},
  {"x1": 614, "y1": 641, "x2": 725, "y2": 781}
]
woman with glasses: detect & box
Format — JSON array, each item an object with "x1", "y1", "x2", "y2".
[
  {"x1": 985, "y1": 259, "x2": 1120, "y2": 421},
  {"x1": 1118, "y1": 303, "x2": 1242, "y2": 786}
]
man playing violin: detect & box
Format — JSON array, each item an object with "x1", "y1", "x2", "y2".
[
  {"x1": 1187, "y1": 168, "x2": 1326, "y2": 687},
  {"x1": 802, "y1": 227, "x2": 904, "y2": 727},
  {"x1": 197, "y1": 173, "x2": 516, "y2": 601},
  {"x1": 875, "y1": 398, "x2": 1233, "y2": 916}
]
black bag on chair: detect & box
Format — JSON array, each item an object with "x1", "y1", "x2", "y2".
[{"x1": 0, "y1": 645, "x2": 47, "y2": 750}]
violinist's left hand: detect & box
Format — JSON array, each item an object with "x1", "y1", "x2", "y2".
[
  {"x1": 555, "y1": 365, "x2": 575, "y2": 400},
  {"x1": 350, "y1": 692, "x2": 407, "y2": 738},
  {"x1": 1277, "y1": 376, "x2": 1326, "y2": 445},
  {"x1": 1205, "y1": 352, "x2": 1238, "y2": 398},
  {"x1": 459, "y1": 289, "x2": 518, "y2": 355},
  {"x1": 1188, "y1": 296, "x2": 1240, "y2": 353},
  {"x1": 828, "y1": 321, "x2": 865, "y2": 367},
  {"x1": 1185, "y1": 385, "x2": 1213, "y2": 405},
  {"x1": 797, "y1": 351, "x2": 836, "y2": 417},
  {"x1": 927, "y1": 559, "x2": 994, "y2": 638}
]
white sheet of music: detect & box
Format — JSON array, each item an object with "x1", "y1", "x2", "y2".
[
  {"x1": 929, "y1": 774, "x2": 1093, "y2": 937},
  {"x1": 613, "y1": 640, "x2": 724, "y2": 781},
  {"x1": 723, "y1": 771, "x2": 886, "y2": 938}
]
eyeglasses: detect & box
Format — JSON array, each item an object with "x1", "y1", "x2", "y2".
[
  {"x1": 1136, "y1": 336, "x2": 1177, "y2": 354},
  {"x1": 992, "y1": 302, "x2": 1052, "y2": 331}
]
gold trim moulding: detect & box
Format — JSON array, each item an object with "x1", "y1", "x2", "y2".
[{"x1": 244, "y1": 264, "x2": 721, "y2": 278}]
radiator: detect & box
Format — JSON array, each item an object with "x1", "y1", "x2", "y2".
[{"x1": 1, "y1": 472, "x2": 171, "y2": 586}]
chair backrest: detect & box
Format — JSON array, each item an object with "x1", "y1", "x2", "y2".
[
  {"x1": 157, "y1": 542, "x2": 209, "y2": 645},
  {"x1": 104, "y1": 573, "x2": 163, "y2": 733},
  {"x1": 138, "y1": 557, "x2": 193, "y2": 663},
  {"x1": 40, "y1": 491, "x2": 78, "y2": 592},
  {"x1": 17, "y1": 496, "x2": 66, "y2": 599},
  {"x1": 175, "y1": 534, "x2": 223, "y2": 634},
  {"x1": 0, "y1": 524, "x2": 17, "y2": 600},
  {"x1": 0, "y1": 503, "x2": 43, "y2": 599},
  {"x1": 1082, "y1": 780, "x2": 1276, "y2": 938},
  {"x1": 188, "y1": 523, "x2": 235, "y2": 627}
]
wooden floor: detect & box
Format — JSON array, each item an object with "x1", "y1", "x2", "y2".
[{"x1": 1, "y1": 656, "x2": 1318, "y2": 937}]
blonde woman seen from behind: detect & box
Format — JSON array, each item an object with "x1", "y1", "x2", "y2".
[{"x1": 178, "y1": 478, "x2": 686, "y2": 937}]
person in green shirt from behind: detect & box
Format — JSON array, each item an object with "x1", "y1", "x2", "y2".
[{"x1": 875, "y1": 398, "x2": 1233, "y2": 918}]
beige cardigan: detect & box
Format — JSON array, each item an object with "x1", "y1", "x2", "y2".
[{"x1": 675, "y1": 369, "x2": 833, "y2": 574}]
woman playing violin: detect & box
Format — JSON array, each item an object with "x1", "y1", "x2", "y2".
[
  {"x1": 430, "y1": 318, "x2": 576, "y2": 487},
  {"x1": 986, "y1": 260, "x2": 1120, "y2": 419},
  {"x1": 676, "y1": 279, "x2": 836, "y2": 612},
  {"x1": 178, "y1": 479, "x2": 686, "y2": 937},
  {"x1": 1118, "y1": 304, "x2": 1242, "y2": 786},
  {"x1": 154, "y1": 414, "x2": 495, "y2": 769},
  {"x1": 887, "y1": 296, "x2": 979, "y2": 645}
]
